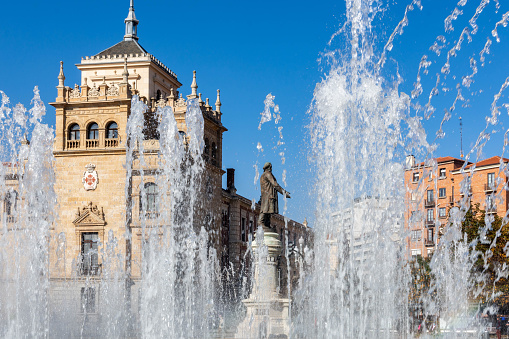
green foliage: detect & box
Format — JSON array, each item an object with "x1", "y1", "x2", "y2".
[
  {"x1": 410, "y1": 255, "x2": 433, "y2": 304},
  {"x1": 461, "y1": 204, "x2": 509, "y2": 312}
]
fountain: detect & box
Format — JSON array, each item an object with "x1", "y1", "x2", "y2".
[{"x1": 1, "y1": 0, "x2": 509, "y2": 338}]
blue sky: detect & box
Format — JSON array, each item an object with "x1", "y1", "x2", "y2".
[{"x1": 1, "y1": 0, "x2": 508, "y2": 225}]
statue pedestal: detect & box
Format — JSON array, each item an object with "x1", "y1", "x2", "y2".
[{"x1": 235, "y1": 232, "x2": 289, "y2": 338}]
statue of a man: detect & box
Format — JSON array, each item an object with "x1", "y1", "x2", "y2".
[{"x1": 258, "y1": 162, "x2": 290, "y2": 233}]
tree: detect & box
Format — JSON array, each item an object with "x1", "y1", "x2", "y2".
[{"x1": 461, "y1": 204, "x2": 509, "y2": 312}]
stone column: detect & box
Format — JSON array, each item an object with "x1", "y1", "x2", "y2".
[{"x1": 235, "y1": 231, "x2": 289, "y2": 338}]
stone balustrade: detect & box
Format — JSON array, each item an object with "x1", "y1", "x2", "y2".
[
  {"x1": 65, "y1": 137, "x2": 120, "y2": 151},
  {"x1": 67, "y1": 140, "x2": 80, "y2": 149},
  {"x1": 105, "y1": 138, "x2": 119, "y2": 148}
]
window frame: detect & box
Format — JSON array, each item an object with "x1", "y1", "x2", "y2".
[
  {"x1": 438, "y1": 187, "x2": 446, "y2": 198},
  {"x1": 412, "y1": 172, "x2": 419, "y2": 183},
  {"x1": 439, "y1": 168, "x2": 446, "y2": 178},
  {"x1": 69, "y1": 123, "x2": 80, "y2": 141},
  {"x1": 106, "y1": 121, "x2": 118, "y2": 139},
  {"x1": 241, "y1": 217, "x2": 246, "y2": 242},
  {"x1": 488, "y1": 172, "x2": 495, "y2": 187},
  {"x1": 140, "y1": 182, "x2": 159, "y2": 218},
  {"x1": 438, "y1": 207, "x2": 446, "y2": 218},
  {"x1": 81, "y1": 232, "x2": 99, "y2": 275},
  {"x1": 428, "y1": 228, "x2": 434, "y2": 242},
  {"x1": 87, "y1": 122, "x2": 99, "y2": 140},
  {"x1": 427, "y1": 209, "x2": 434, "y2": 222},
  {"x1": 411, "y1": 230, "x2": 421, "y2": 241},
  {"x1": 427, "y1": 189, "x2": 434, "y2": 202}
]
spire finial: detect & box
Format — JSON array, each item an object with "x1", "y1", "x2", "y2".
[
  {"x1": 58, "y1": 61, "x2": 65, "y2": 87},
  {"x1": 122, "y1": 58, "x2": 129, "y2": 83},
  {"x1": 124, "y1": 0, "x2": 139, "y2": 41},
  {"x1": 215, "y1": 89, "x2": 221, "y2": 113},
  {"x1": 198, "y1": 93, "x2": 203, "y2": 104},
  {"x1": 189, "y1": 70, "x2": 198, "y2": 99}
]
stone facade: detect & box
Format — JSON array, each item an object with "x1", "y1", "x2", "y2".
[{"x1": 0, "y1": 4, "x2": 312, "y2": 335}]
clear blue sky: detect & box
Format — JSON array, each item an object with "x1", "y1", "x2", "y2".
[{"x1": 1, "y1": 0, "x2": 508, "y2": 225}]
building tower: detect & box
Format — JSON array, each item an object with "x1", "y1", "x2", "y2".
[{"x1": 48, "y1": 0, "x2": 227, "y2": 328}]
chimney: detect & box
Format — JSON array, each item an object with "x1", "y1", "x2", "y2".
[{"x1": 227, "y1": 168, "x2": 236, "y2": 192}]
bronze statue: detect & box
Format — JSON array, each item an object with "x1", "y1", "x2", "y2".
[{"x1": 258, "y1": 162, "x2": 290, "y2": 232}]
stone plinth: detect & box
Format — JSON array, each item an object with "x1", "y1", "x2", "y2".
[{"x1": 235, "y1": 232, "x2": 289, "y2": 338}]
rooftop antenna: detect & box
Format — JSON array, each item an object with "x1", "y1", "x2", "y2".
[{"x1": 459, "y1": 116, "x2": 464, "y2": 159}]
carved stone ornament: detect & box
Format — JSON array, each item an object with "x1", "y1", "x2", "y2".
[
  {"x1": 89, "y1": 84, "x2": 100, "y2": 97},
  {"x1": 70, "y1": 84, "x2": 81, "y2": 98},
  {"x1": 82, "y1": 163, "x2": 99, "y2": 191},
  {"x1": 106, "y1": 84, "x2": 119, "y2": 96},
  {"x1": 176, "y1": 93, "x2": 187, "y2": 107},
  {"x1": 157, "y1": 97, "x2": 167, "y2": 108},
  {"x1": 73, "y1": 201, "x2": 106, "y2": 227}
]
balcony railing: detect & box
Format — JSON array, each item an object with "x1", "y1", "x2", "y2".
[
  {"x1": 6, "y1": 215, "x2": 16, "y2": 223},
  {"x1": 460, "y1": 187, "x2": 472, "y2": 196},
  {"x1": 448, "y1": 196, "x2": 455, "y2": 204},
  {"x1": 144, "y1": 212, "x2": 160, "y2": 220},
  {"x1": 105, "y1": 138, "x2": 119, "y2": 147},
  {"x1": 484, "y1": 183, "x2": 496, "y2": 192},
  {"x1": 86, "y1": 139, "x2": 99, "y2": 148},
  {"x1": 426, "y1": 219, "x2": 435, "y2": 227},
  {"x1": 424, "y1": 199, "x2": 435, "y2": 207},
  {"x1": 67, "y1": 140, "x2": 80, "y2": 149},
  {"x1": 486, "y1": 206, "x2": 497, "y2": 214},
  {"x1": 80, "y1": 263, "x2": 101, "y2": 276},
  {"x1": 425, "y1": 239, "x2": 435, "y2": 247}
]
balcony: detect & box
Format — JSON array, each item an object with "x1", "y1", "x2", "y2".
[
  {"x1": 424, "y1": 199, "x2": 435, "y2": 207},
  {"x1": 448, "y1": 196, "x2": 455, "y2": 204},
  {"x1": 86, "y1": 140, "x2": 99, "y2": 148},
  {"x1": 425, "y1": 239, "x2": 435, "y2": 247},
  {"x1": 426, "y1": 219, "x2": 435, "y2": 227},
  {"x1": 460, "y1": 187, "x2": 472, "y2": 196},
  {"x1": 484, "y1": 183, "x2": 496, "y2": 192},
  {"x1": 67, "y1": 140, "x2": 80, "y2": 149},
  {"x1": 6, "y1": 215, "x2": 16, "y2": 223},
  {"x1": 144, "y1": 212, "x2": 160, "y2": 220},
  {"x1": 486, "y1": 206, "x2": 497, "y2": 215},
  {"x1": 105, "y1": 138, "x2": 119, "y2": 148},
  {"x1": 79, "y1": 263, "x2": 101, "y2": 276}
]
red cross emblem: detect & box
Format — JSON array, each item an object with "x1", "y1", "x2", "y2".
[{"x1": 85, "y1": 174, "x2": 96, "y2": 185}]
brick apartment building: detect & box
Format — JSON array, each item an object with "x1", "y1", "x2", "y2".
[{"x1": 405, "y1": 155, "x2": 509, "y2": 258}]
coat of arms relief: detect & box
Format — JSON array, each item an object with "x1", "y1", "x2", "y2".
[{"x1": 82, "y1": 163, "x2": 99, "y2": 190}]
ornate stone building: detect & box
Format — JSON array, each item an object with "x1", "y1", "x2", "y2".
[{"x1": 6, "y1": 1, "x2": 312, "y2": 334}]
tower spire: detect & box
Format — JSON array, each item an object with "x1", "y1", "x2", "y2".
[
  {"x1": 188, "y1": 70, "x2": 198, "y2": 99},
  {"x1": 58, "y1": 61, "x2": 65, "y2": 87},
  {"x1": 124, "y1": 0, "x2": 139, "y2": 41}
]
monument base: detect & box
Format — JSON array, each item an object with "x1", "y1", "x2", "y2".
[
  {"x1": 235, "y1": 232, "x2": 289, "y2": 339},
  {"x1": 235, "y1": 297, "x2": 290, "y2": 339}
]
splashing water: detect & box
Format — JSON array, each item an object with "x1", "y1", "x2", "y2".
[{"x1": 1, "y1": 0, "x2": 509, "y2": 338}]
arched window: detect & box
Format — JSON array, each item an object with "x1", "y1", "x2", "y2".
[
  {"x1": 204, "y1": 138, "x2": 210, "y2": 155},
  {"x1": 69, "y1": 124, "x2": 80, "y2": 140},
  {"x1": 211, "y1": 142, "x2": 217, "y2": 159},
  {"x1": 87, "y1": 123, "x2": 99, "y2": 140},
  {"x1": 106, "y1": 122, "x2": 118, "y2": 139},
  {"x1": 141, "y1": 182, "x2": 159, "y2": 218}
]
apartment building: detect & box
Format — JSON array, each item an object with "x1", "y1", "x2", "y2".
[{"x1": 405, "y1": 155, "x2": 509, "y2": 258}]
